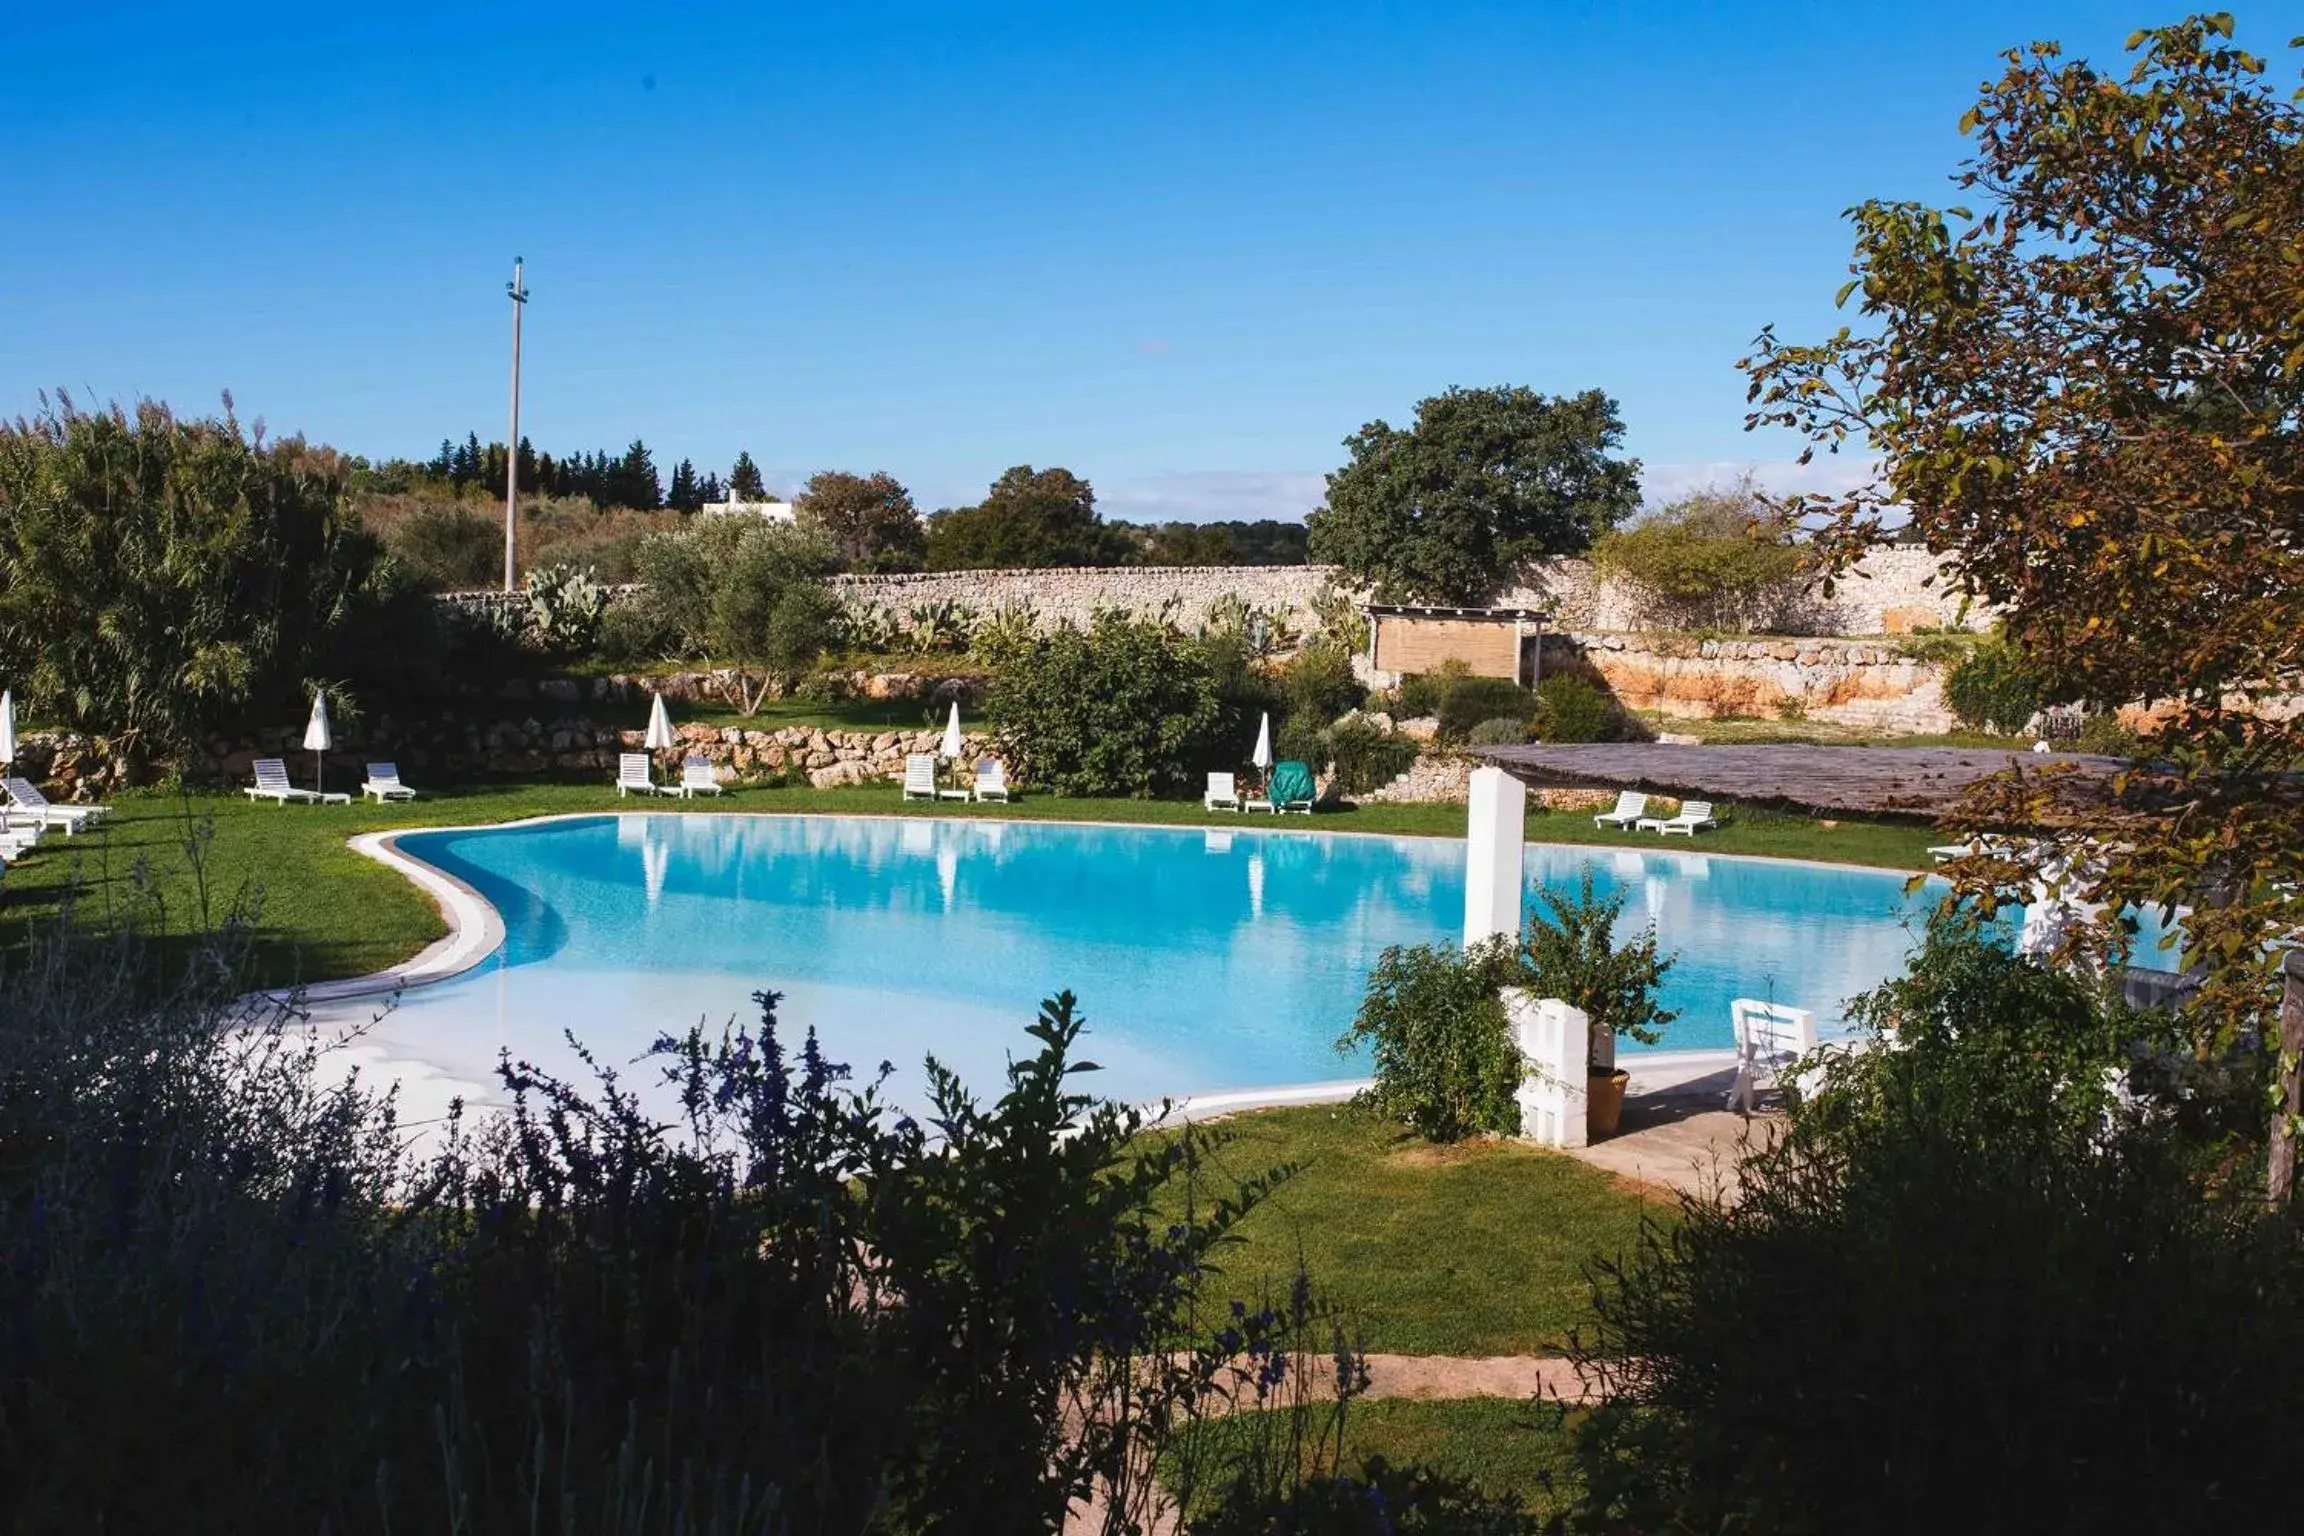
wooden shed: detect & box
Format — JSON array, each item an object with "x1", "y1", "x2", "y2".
[{"x1": 1365, "y1": 604, "x2": 1551, "y2": 686}]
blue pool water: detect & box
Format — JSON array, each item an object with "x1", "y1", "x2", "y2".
[{"x1": 318, "y1": 814, "x2": 1949, "y2": 1118}]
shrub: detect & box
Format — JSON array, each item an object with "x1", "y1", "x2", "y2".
[
  {"x1": 1337, "y1": 938, "x2": 1525, "y2": 1142},
  {"x1": 1530, "y1": 673, "x2": 1625, "y2": 743},
  {"x1": 1436, "y1": 676, "x2": 1536, "y2": 742},
  {"x1": 2075, "y1": 709, "x2": 2143, "y2": 757},
  {"x1": 382, "y1": 497, "x2": 500, "y2": 588},
  {"x1": 1560, "y1": 920, "x2": 2297, "y2": 1535},
  {"x1": 0, "y1": 900, "x2": 1315, "y2": 1534},
  {"x1": 1588, "y1": 477, "x2": 1807, "y2": 632},
  {"x1": 1322, "y1": 717, "x2": 1421, "y2": 794},
  {"x1": 1464, "y1": 716, "x2": 1530, "y2": 746},
  {"x1": 1944, "y1": 631, "x2": 2044, "y2": 733},
  {"x1": 0, "y1": 397, "x2": 401, "y2": 767},
  {"x1": 988, "y1": 612, "x2": 1226, "y2": 796},
  {"x1": 1275, "y1": 644, "x2": 1366, "y2": 730}
]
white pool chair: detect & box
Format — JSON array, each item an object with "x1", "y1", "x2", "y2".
[
  {"x1": 974, "y1": 759, "x2": 1010, "y2": 803},
  {"x1": 616, "y1": 753, "x2": 667, "y2": 797},
  {"x1": 1593, "y1": 791, "x2": 1649, "y2": 830},
  {"x1": 1725, "y1": 999, "x2": 1818, "y2": 1116},
  {"x1": 1204, "y1": 772, "x2": 1242, "y2": 812},
  {"x1": 246, "y1": 758, "x2": 321, "y2": 805},
  {"x1": 902, "y1": 755, "x2": 938, "y2": 802},
  {"x1": 361, "y1": 763, "x2": 419, "y2": 802},
  {"x1": 1636, "y1": 800, "x2": 1716, "y2": 837},
  {"x1": 678, "y1": 756, "x2": 724, "y2": 797},
  {"x1": 4, "y1": 776, "x2": 108, "y2": 832}
]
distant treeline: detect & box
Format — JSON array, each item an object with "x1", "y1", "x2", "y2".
[
  {"x1": 352, "y1": 434, "x2": 1313, "y2": 569},
  {"x1": 354, "y1": 432, "x2": 729, "y2": 512},
  {"x1": 1119, "y1": 519, "x2": 1309, "y2": 566}
]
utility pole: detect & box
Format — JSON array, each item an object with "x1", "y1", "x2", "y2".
[{"x1": 503, "y1": 256, "x2": 529, "y2": 593}]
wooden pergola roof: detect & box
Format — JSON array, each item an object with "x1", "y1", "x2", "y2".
[{"x1": 1473, "y1": 743, "x2": 2130, "y2": 818}]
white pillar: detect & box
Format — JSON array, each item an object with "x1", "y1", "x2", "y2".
[
  {"x1": 1509, "y1": 991, "x2": 1591, "y2": 1148},
  {"x1": 1464, "y1": 765, "x2": 1526, "y2": 946}
]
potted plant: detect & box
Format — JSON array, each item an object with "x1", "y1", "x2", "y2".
[{"x1": 1519, "y1": 872, "x2": 1678, "y2": 1140}]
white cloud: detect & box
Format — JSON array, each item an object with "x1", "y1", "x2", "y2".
[
  {"x1": 1099, "y1": 470, "x2": 1327, "y2": 525},
  {"x1": 1639, "y1": 456, "x2": 1884, "y2": 508}
]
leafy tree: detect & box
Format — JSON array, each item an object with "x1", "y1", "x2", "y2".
[
  {"x1": 1737, "y1": 15, "x2": 2304, "y2": 1143},
  {"x1": 1589, "y1": 477, "x2": 1807, "y2": 632},
  {"x1": 666, "y1": 456, "x2": 702, "y2": 512},
  {"x1": 728, "y1": 449, "x2": 766, "y2": 500},
  {"x1": 793, "y1": 469, "x2": 927, "y2": 571},
  {"x1": 0, "y1": 397, "x2": 395, "y2": 767},
  {"x1": 925, "y1": 466, "x2": 1131, "y2": 570},
  {"x1": 635, "y1": 518, "x2": 840, "y2": 713},
  {"x1": 1307, "y1": 386, "x2": 1641, "y2": 603},
  {"x1": 987, "y1": 612, "x2": 1227, "y2": 795}
]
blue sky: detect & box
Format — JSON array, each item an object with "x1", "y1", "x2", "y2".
[{"x1": 6, "y1": 2, "x2": 2296, "y2": 519}]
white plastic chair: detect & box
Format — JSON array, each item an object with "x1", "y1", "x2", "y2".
[
  {"x1": 616, "y1": 753, "x2": 666, "y2": 797},
  {"x1": 3, "y1": 776, "x2": 108, "y2": 832},
  {"x1": 361, "y1": 763, "x2": 418, "y2": 802},
  {"x1": 1204, "y1": 772, "x2": 1241, "y2": 811},
  {"x1": 679, "y1": 756, "x2": 724, "y2": 797},
  {"x1": 902, "y1": 755, "x2": 938, "y2": 801},
  {"x1": 1725, "y1": 999, "x2": 1817, "y2": 1115},
  {"x1": 247, "y1": 758, "x2": 321, "y2": 805},
  {"x1": 1593, "y1": 791, "x2": 1648, "y2": 830},
  {"x1": 1637, "y1": 800, "x2": 1716, "y2": 837},
  {"x1": 974, "y1": 759, "x2": 1010, "y2": 803}
]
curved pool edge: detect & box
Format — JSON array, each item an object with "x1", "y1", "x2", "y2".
[
  {"x1": 296, "y1": 806, "x2": 1932, "y2": 1012},
  {"x1": 1141, "y1": 1049, "x2": 1744, "y2": 1124},
  {"x1": 274, "y1": 828, "x2": 510, "y2": 1006}
]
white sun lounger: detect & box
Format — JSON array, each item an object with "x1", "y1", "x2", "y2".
[
  {"x1": 1204, "y1": 772, "x2": 1242, "y2": 812},
  {"x1": 617, "y1": 753, "x2": 668, "y2": 797},
  {"x1": 3, "y1": 776, "x2": 109, "y2": 833},
  {"x1": 246, "y1": 758, "x2": 323, "y2": 805},
  {"x1": 1593, "y1": 791, "x2": 1649, "y2": 830},
  {"x1": 1636, "y1": 800, "x2": 1716, "y2": 837},
  {"x1": 902, "y1": 754, "x2": 938, "y2": 802},
  {"x1": 361, "y1": 763, "x2": 419, "y2": 802},
  {"x1": 974, "y1": 759, "x2": 1010, "y2": 803},
  {"x1": 1725, "y1": 999, "x2": 1818, "y2": 1115},
  {"x1": 678, "y1": 756, "x2": 724, "y2": 797}
]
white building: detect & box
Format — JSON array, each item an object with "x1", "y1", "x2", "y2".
[{"x1": 700, "y1": 496, "x2": 797, "y2": 523}]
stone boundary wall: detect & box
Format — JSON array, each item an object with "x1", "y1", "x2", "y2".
[{"x1": 440, "y1": 547, "x2": 1981, "y2": 640}]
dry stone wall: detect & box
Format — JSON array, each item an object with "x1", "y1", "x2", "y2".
[{"x1": 820, "y1": 548, "x2": 1980, "y2": 639}]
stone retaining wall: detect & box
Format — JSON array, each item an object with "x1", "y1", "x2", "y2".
[
  {"x1": 1546, "y1": 632, "x2": 1953, "y2": 733},
  {"x1": 11, "y1": 720, "x2": 995, "y2": 799}
]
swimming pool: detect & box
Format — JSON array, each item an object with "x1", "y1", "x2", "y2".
[{"x1": 312, "y1": 813, "x2": 1945, "y2": 1118}]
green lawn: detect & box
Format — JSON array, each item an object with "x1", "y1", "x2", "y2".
[
  {"x1": 0, "y1": 782, "x2": 1934, "y2": 991},
  {"x1": 1162, "y1": 1105, "x2": 1661, "y2": 1356},
  {"x1": 1165, "y1": 1398, "x2": 1582, "y2": 1523}
]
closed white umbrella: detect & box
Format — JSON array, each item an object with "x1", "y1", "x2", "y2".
[
  {"x1": 0, "y1": 689, "x2": 16, "y2": 769},
  {"x1": 303, "y1": 690, "x2": 332, "y2": 795},
  {"x1": 645, "y1": 692, "x2": 676, "y2": 751},
  {"x1": 1251, "y1": 711, "x2": 1273, "y2": 772},
  {"x1": 939, "y1": 701, "x2": 965, "y2": 796}
]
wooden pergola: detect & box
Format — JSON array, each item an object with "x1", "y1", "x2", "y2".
[{"x1": 1472, "y1": 742, "x2": 2130, "y2": 818}]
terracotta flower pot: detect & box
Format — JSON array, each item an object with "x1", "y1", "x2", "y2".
[{"x1": 1587, "y1": 1067, "x2": 1631, "y2": 1141}]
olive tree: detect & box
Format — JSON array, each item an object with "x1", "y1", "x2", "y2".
[{"x1": 634, "y1": 517, "x2": 841, "y2": 714}]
